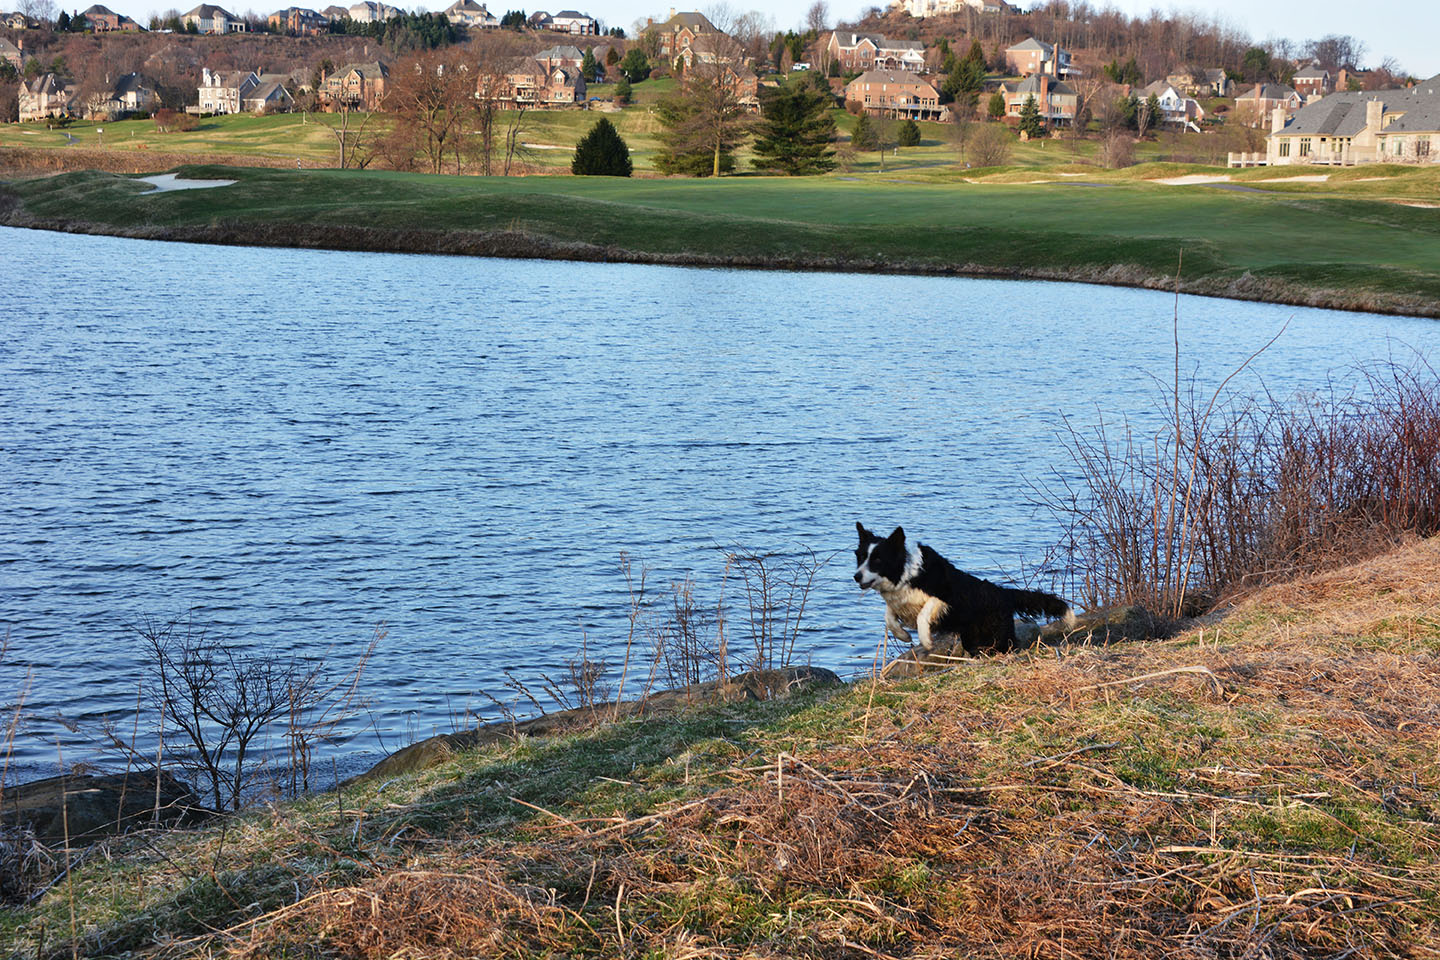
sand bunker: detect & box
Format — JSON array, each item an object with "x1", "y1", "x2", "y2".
[
  {"x1": 137, "y1": 173, "x2": 237, "y2": 193},
  {"x1": 1153, "y1": 174, "x2": 1232, "y2": 185}
]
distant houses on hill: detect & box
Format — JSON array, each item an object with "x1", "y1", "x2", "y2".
[{"x1": 1263, "y1": 74, "x2": 1440, "y2": 167}]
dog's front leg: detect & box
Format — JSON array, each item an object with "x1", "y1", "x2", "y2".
[
  {"x1": 916, "y1": 598, "x2": 945, "y2": 651},
  {"x1": 885, "y1": 607, "x2": 911, "y2": 644}
]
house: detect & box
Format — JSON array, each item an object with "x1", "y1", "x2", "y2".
[
  {"x1": 267, "y1": 6, "x2": 329, "y2": 34},
  {"x1": 1004, "y1": 37, "x2": 1076, "y2": 78},
  {"x1": 442, "y1": 0, "x2": 498, "y2": 29},
  {"x1": 527, "y1": 10, "x2": 552, "y2": 29},
  {"x1": 345, "y1": 0, "x2": 399, "y2": 22},
  {"x1": 549, "y1": 10, "x2": 597, "y2": 34},
  {"x1": 318, "y1": 61, "x2": 389, "y2": 111},
  {"x1": 1136, "y1": 79, "x2": 1205, "y2": 128},
  {"x1": 0, "y1": 36, "x2": 22, "y2": 70},
  {"x1": 1265, "y1": 77, "x2": 1440, "y2": 167},
  {"x1": 183, "y1": 4, "x2": 247, "y2": 33},
  {"x1": 320, "y1": 4, "x2": 348, "y2": 19},
  {"x1": 998, "y1": 73, "x2": 1077, "y2": 124},
  {"x1": 825, "y1": 31, "x2": 925, "y2": 74},
  {"x1": 1292, "y1": 63, "x2": 1332, "y2": 98},
  {"x1": 85, "y1": 72, "x2": 158, "y2": 119},
  {"x1": 723, "y1": 62, "x2": 759, "y2": 110},
  {"x1": 18, "y1": 73, "x2": 71, "y2": 121},
  {"x1": 1165, "y1": 67, "x2": 1231, "y2": 98},
  {"x1": 242, "y1": 76, "x2": 294, "y2": 112},
  {"x1": 534, "y1": 44, "x2": 584, "y2": 72},
  {"x1": 197, "y1": 67, "x2": 258, "y2": 113},
  {"x1": 844, "y1": 70, "x2": 944, "y2": 121},
  {"x1": 81, "y1": 4, "x2": 141, "y2": 30},
  {"x1": 893, "y1": 0, "x2": 1007, "y2": 13},
  {"x1": 498, "y1": 56, "x2": 586, "y2": 107},
  {"x1": 3, "y1": 10, "x2": 36, "y2": 28},
  {"x1": 647, "y1": 10, "x2": 729, "y2": 65},
  {"x1": 1233, "y1": 82, "x2": 1301, "y2": 126}
]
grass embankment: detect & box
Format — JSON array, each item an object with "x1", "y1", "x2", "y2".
[
  {"x1": 5, "y1": 538, "x2": 1439, "y2": 957},
  {"x1": 3, "y1": 162, "x2": 1440, "y2": 316}
]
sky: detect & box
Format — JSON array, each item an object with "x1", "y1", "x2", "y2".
[{"x1": 90, "y1": 0, "x2": 1439, "y2": 79}]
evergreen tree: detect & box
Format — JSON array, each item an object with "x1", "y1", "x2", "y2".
[
  {"x1": 1018, "y1": 93, "x2": 1043, "y2": 137},
  {"x1": 987, "y1": 91, "x2": 1005, "y2": 119},
  {"x1": 751, "y1": 75, "x2": 837, "y2": 175},
  {"x1": 851, "y1": 111, "x2": 878, "y2": 150},
  {"x1": 964, "y1": 38, "x2": 985, "y2": 66},
  {"x1": 654, "y1": 59, "x2": 749, "y2": 177},
  {"x1": 614, "y1": 76, "x2": 632, "y2": 104},
  {"x1": 571, "y1": 117, "x2": 633, "y2": 176},
  {"x1": 581, "y1": 50, "x2": 601, "y2": 82},
  {"x1": 618, "y1": 48, "x2": 651, "y2": 83},
  {"x1": 896, "y1": 117, "x2": 920, "y2": 146},
  {"x1": 55, "y1": 9, "x2": 70, "y2": 30}
]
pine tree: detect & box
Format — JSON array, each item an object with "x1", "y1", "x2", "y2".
[
  {"x1": 751, "y1": 75, "x2": 837, "y2": 175},
  {"x1": 896, "y1": 118, "x2": 921, "y2": 147},
  {"x1": 987, "y1": 91, "x2": 1005, "y2": 119},
  {"x1": 571, "y1": 117, "x2": 633, "y2": 176},
  {"x1": 581, "y1": 50, "x2": 600, "y2": 82},
  {"x1": 1018, "y1": 94, "x2": 1043, "y2": 138},
  {"x1": 614, "y1": 76, "x2": 632, "y2": 104},
  {"x1": 851, "y1": 111, "x2": 878, "y2": 150},
  {"x1": 618, "y1": 48, "x2": 651, "y2": 83}
]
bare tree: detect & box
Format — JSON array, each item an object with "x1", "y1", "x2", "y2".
[
  {"x1": 654, "y1": 35, "x2": 753, "y2": 177},
  {"x1": 805, "y1": 0, "x2": 828, "y2": 36},
  {"x1": 969, "y1": 121, "x2": 1012, "y2": 166},
  {"x1": 385, "y1": 48, "x2": 475, "y2": 174},
  {"x1": 328, "y1": 101, "x2": 382, "y2": 169}
]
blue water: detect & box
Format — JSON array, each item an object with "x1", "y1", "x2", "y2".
[{"x1": 0, "y1": 226, "x2": 1433, "y2": 779}]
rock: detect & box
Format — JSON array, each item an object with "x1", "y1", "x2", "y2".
[
  {"x1": 355, "y1": 666, "x2": 842, "y2": 783},
  {"x1": 1, "y1": 770, "x2": 210, "y2": 848}
]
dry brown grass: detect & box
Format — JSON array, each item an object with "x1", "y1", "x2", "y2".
[{"x1": 178, "y1": 541, "x2": 1439, "y2": 959}]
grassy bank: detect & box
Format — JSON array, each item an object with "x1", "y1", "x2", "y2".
[
  {"x1": 4, "y1": 162, "x2": 1440, "y2": 316},
  {"x1": 4, "y1": 538, "x2": 1438, "y2": 957}
]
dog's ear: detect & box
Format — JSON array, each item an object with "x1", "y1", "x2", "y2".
[
  {"x1": 856, "y1": 520, "x2": 870, "y2": 539},
  {"x1": 888, "y1": 525, "x2": 905, "y2": 543}
]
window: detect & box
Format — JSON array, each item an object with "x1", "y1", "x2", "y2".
[
  {"x1": 1279, "y1": 141, "x2": 1291, "y2": 157},
  {"x1": 1299, "y1": 138, "x2": 1311, "y2": 157},
  {"x1": 1419, "y1": 139, "x2": 1432, "y2": 158}
]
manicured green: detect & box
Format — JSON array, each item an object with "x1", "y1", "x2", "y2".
[{"x1": 5, "y1": 162, "x2": 1440, "y2": 314}]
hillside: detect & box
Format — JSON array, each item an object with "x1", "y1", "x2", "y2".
[{"x1": 3, "y1": 537, "x2": 1438, "y2": 957}]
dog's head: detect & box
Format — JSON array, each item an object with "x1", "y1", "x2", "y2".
[{"x1": 854, "y1": 522, "x2": 908, "y2": 592}]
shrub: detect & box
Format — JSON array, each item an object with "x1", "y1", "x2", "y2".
[
  {"x1": 968, "y1": 121, "x2": 1011, "y2": 166},
  {"x1": 571, "y1": 116, "x2": 632, "y2": 177},
  {"x1": 896, "y1": 118, "x2": 921, "y2": 146},
  {"x1": 614, "y1": 76, "x2": 632, "y2": 104}
]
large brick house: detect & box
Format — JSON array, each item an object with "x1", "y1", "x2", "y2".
[
  {"x1": 647, "y1": 10, "x2": 729, "y2": 65},
  {"x1": 534, "y1": 44, "x2": 584, "y2": 72},
  {"x1": 845, "y1": 70, "x2": 944, "y2": 121},
  {"x1": 825, "y1": 31, "x2": 925, "y2": 74},
  {"x1": 1292, "y1": 63, "x2": 1333, "y2": 97},
  {"x1": 267, "y1": 6, "x2": 329, "y2": 34},
  {"x1": 1233, "y1": 82, "x2": 1302, "y2": 126},
  {"x1": 498, "y1": 56, "x2": 586, "y2": 107},
  {"x1": 81, "y1": 4, "x2": 141, "y2": 30},
  {"x1": 1004, "y1": 37, "x2": 1075, "y2": 78},
  {"x1": 318, "y1": 61, "x2": 389, "y2": 111},
  {"x1": 1266, "y1": 76, "x2": 1440, "y2": 167}
]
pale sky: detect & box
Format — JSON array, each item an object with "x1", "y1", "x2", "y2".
[{"x1": 91, "y1": 0, "x2": 1439, "y2": 78}]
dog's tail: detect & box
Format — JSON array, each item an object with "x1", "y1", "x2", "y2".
[{"x1": 1006, "y1": 587, "x2": 1075, "y2": 627}]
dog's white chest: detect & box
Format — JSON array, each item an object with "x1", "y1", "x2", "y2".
[{"x1": 880, "y1": 584, "x2": 936, "y2": 628}]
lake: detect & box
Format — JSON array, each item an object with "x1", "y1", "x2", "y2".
[{"x1": 1, "y1": 226, "x2": 1433, "y2": 782}]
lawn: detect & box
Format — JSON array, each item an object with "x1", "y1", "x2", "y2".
[{"x1": 6, "y1": 159, "x2": 1440, "y2": 315}]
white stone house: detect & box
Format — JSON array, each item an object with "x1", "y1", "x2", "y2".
[
  {"x1": 197, "y1": 67, "x2": 259, "y2": 113},
  {"x1": 19, "y1": 73, "x2": 72, "y2": 121},
  {"x1": 182, "y1": 3, "x2": 247, "y2": 33},
  {"x1": 1266, "y1": 76, "x2": 1440, "y2": 167}
]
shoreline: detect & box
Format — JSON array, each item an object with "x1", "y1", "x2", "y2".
[{"x1": 3, "y1": 210, "x2": 1437, "y2": 320}]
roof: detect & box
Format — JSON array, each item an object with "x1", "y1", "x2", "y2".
[
  {"x1": 1270, "y1": 90, "x2": 1407, "y2": 138},
  {"x1": 335, "y1": 60, "x2": 388, "y2": 79},
  {"x1": 1006, "y1": 74, "x2": 1076, "y2": 96},
  {"x1": 1238, "y1": 83, "x2": 1298, "y2": 101},
  {"x1": 1137, "y1": 80, "x2": 1180, "y2": 98},
  {"x1": 657, "y1": 10, "x2": 715, "y2": 33},
  {"x1": 1007, "y1": 37, "x2": 1053, "y2": 55},
  {"x1": 244, "y1": 79, "x2": 293, "y2": 102},
  {"x1": 111, "y1": 72, "x2": 152, "y2": 94},
  {"x1": 27, "y1": 73, "x2": 67, "y2": 94},
  {"x1": 82, "y1": 4, "x2": 120, "y2": 15},
  {"x1": 552, "y1": 9, "x2": 590, "y2": 17},
  {"x1": 184, "y1": 4, "x2": 238, "y2": 17},
  {"x1": 847, "y1": 69, "x2": 938, "y2": 92},
  {"x1": 0, "y1": 37, "x2": 20, "y2": 56},
  {"x1": 535, "y1": 44, "x2": 583, "y2": 60},
  {"x1": 1294, "y1": 64, "x2": 1330, "y2": 79}
]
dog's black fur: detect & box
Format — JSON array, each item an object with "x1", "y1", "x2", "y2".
[{"x1": 854, "y1": 522, "x2": 1072, "y2": 655}]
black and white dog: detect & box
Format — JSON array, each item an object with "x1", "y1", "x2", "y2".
[{"x1": 854, "y1": 522, "x2": 1074, "y2": 655}]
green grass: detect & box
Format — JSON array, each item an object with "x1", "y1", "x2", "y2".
[{"x1": 6, "y1": 158, "x2": 1440, "y2": 315}]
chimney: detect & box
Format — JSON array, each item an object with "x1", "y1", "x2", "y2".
[
  {"x1": 669, "y1": 7, "x2": 675, "y2": 19},
  {"x1": 1270, "y1": 105, "x2": 1285, "y2": 133},
  {"x1": 1039, "y1": 72, "x2": 1048, "y2": 107},
  {"x1": 1364, "y1": 97, "x2": 1382, "y2": 133}
]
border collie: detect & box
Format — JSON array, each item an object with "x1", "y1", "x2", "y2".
[{"x1": 854, "y1": 522, "x2": 1074, "y2": 655}]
